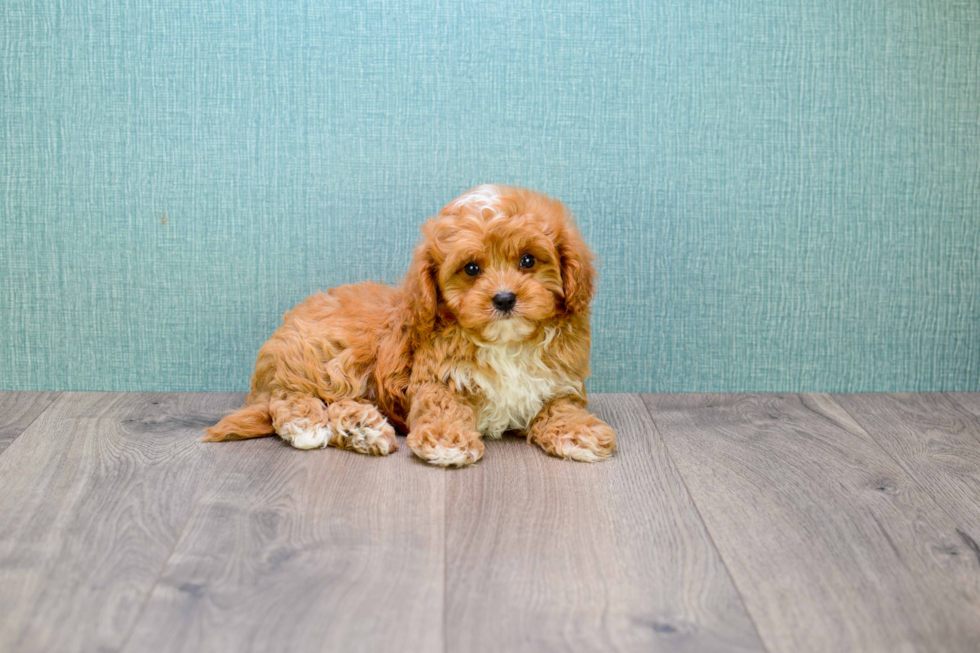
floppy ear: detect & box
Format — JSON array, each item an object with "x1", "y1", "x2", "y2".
[
  {"x1": 557, "y1": 221, "x2": 596, "y2": 315},
  {"x1": 403, "y1": 237, "x2": 439, "y2": 333}
]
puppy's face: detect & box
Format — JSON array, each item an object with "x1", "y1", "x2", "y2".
[
  {"x1": 438, "y1": 210, "x2": 563, "y2": 343},
  {"x1": 406, "y1": 186, "x2": 596, "y2": 343}
]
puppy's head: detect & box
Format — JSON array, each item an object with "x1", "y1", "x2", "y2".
[{"x1": 404, "y1": 185, "x2": 595, "y2": 343}]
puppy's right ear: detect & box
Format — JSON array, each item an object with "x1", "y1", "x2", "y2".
[{"x1": 403, "y1": 232, "x2": 439, "y2": 333}]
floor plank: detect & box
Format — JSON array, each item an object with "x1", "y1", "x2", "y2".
[
  {"x1": 123, "y1": 425, "x2": 445, "y2": 652},
  {"x1": 0, "y1": 392, "x2": 242, "y2": 653},
  {"x1": 643, "y1": 393, "x2": 980, "y2": 653},
  {"x1": 946, "y1": 393, "x2": 980, "y2": 435},
  {"x1": 444, "y1": 393, "x2": 765, "y2": 653},
  {"x1": 0, "y1": 391, "x2": 61, "y2": 454},
  {"x1": 832, "y1": 393, "x2": 980, "y2": 538}
]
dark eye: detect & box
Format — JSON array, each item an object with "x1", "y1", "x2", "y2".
[
  {"x1": 464, "y1": 262, "x2": 481, "y2": 277},
  {"x1": 519, "y1": 254, "x2": 536, "y2": 269}
]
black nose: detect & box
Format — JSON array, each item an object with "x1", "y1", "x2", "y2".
[{"x1": 492, "y1": 291, "x2": 517, "y2": 313}]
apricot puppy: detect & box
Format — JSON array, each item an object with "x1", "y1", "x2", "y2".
[{"x1": 204, "y1": 185, "x2": 616, "y2": 466}]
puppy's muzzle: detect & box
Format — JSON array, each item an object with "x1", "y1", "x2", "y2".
[{"x1": 492, "y1": 291, "x2": 517, "y2": 313}]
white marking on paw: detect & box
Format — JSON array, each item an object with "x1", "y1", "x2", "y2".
[
  {"x1": 421, "y1": 444, "x2": 480, "y2": 467},
  {"x1": 553, "y1": 438, "x2": 611, "y2": 462},
  {"x1": 558, "y1": 443, "x2": 603, "y2": 462},
  {"x1": 331, "y1": 415, "x2": 398, "y2": 456},
  {"x1": 368, "y1": 427, "x2": 393, "y2": 455},
  {"x1": 279, "y1": 420, "x2": 332, "y2": 450},
  {"x1": 332, "y1": 418, "x2": 396, "y2": 455}
]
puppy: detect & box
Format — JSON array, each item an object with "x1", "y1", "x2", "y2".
[{"x1": 204, "y1": 185, "x2": 616, "y2": 466}]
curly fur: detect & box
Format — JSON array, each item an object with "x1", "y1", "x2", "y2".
[{"x1": 204, "y1": 185, "x2": 616, "y2": 467}]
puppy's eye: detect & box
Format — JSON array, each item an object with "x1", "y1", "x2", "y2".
[
  {"x1": 464, "y1": 262, "x2": 481, "y2": 277},
  {"x1": 519, "y1": 254, "x2": 536, "y2": 269}
]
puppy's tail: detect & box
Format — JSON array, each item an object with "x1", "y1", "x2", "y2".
[{"x1": 202, "y1": 399, "x2": 275, "y2": 442}]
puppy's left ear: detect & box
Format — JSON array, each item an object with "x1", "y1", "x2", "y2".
[{"x1": 558, "y1": 220, "x2": 596, "y2": 315}]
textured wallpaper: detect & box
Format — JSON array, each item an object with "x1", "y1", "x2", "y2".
[{"x1": 2, "y1": 1, "x2": 978, "y2": 393}]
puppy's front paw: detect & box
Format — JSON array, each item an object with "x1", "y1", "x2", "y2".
[
  {"x1": 412, "y1": 439, "x2": 484, "y2": 467},
  {"x1": 278, "y1": 420, "x2": 332, "y2": 450},
  {"x1": 407, "y1": 423, "x2": 483, "y2": 467},
  {"x1": 553, "y1": 421, "x2": 616, "y2": 462},
  {"x1": 531, "y1": 414, "x2": 617, "y2": 462}
]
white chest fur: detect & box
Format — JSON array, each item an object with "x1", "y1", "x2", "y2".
[{"x1": 448, "y1": 337, "x2": 581, "y2": 439}]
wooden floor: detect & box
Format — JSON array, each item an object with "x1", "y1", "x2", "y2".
[{"x1": 1, "y1": 393, "x2": 979, "y2": 652}]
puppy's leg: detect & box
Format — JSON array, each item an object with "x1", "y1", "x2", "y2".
[
  {"x1": 270, "y1": 393, "x2": 333, "y2": 450},
  {"x1": 527, "y1": 397, "x2": 616, "y2": 462},
  {"x1": 407, "y1": 383, "x2": 483, "y2": 467},
  {"x1": 327, "y1": 399, "x2": 398, "y2": 456}
]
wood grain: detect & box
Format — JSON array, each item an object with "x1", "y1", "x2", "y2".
[
  {"x1": 0, "y1": 391, "x2": 243, "y2": 653},
  {"x1": 0, "y1": 391, "x2": 60, "y2": 454},
  {"x1": 122, "y1": 425, "x2": 445, "y2": 652},
  {"x1": 7, "y1": 391, "x2": 980, "y2": 652},
  {"x1": 946, "y1": 393, "x2": 980, "y2": 436},
  {"x1": 832, "y1": 393, "x2": 980, "y2": 538},
  {"x1": 643, "y1": 393, "x2": 980, "y2": 653},
  {"x1": 443, "y1": 393, "x2": 765, "y2": 653}
]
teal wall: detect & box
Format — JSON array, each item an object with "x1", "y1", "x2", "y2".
[{"x1": 2, "y1": 1, "x2": 978, "y2": 393}]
